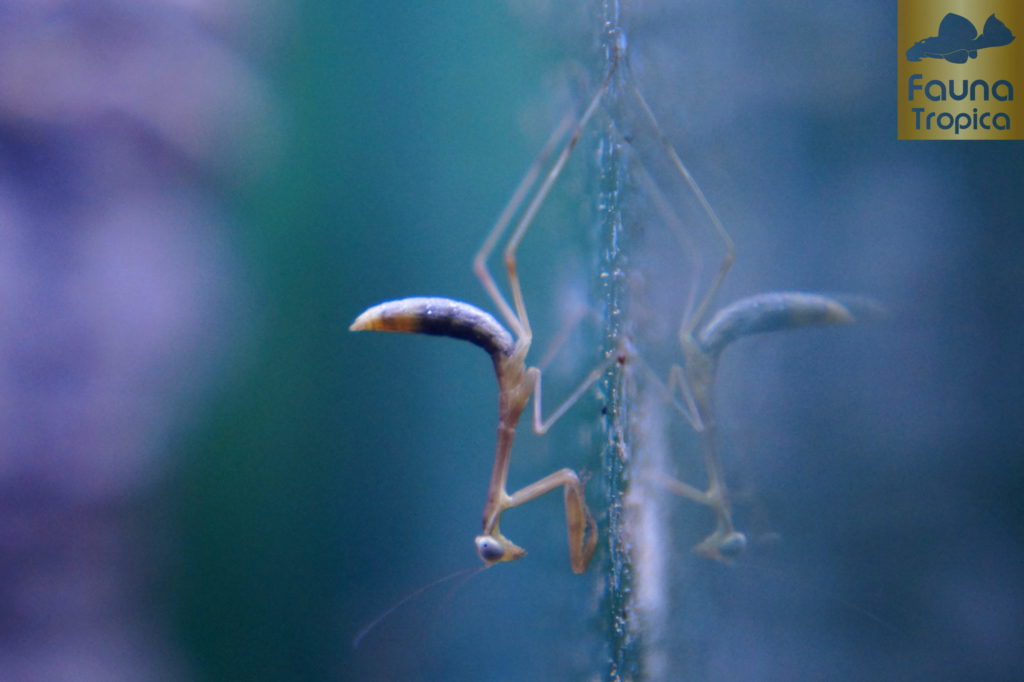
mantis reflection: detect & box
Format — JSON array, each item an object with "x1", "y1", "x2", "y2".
[{"x1": 620, "y1": 72, "x2": 877, "y2": 562}]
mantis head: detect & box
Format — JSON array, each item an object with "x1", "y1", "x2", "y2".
[
  {"x1": 695, "y1": 529, "x2": 748, "y2": 563},
  {"x1": 474, "y1": 533, "x2": 527, "y2": 567}
]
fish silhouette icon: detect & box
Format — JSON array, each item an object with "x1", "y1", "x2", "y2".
[{"x1": 906, "y1": 13, "x2": 1015, "y2": 63}]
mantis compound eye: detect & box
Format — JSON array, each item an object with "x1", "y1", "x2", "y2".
[{"x1": 475, "y1": 535, "x2": 505, "y2": 563}]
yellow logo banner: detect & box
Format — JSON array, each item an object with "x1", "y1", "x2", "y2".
[{"x1": 898, "y1": 3, "x2": 1022, "y2": 140}]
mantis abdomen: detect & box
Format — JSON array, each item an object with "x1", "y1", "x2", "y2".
[{"x1": 350, "y1": 296, "x2": 515, "y2": 362}]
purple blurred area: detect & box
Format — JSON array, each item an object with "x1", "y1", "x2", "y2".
[{"x1": 0, "y1": 2, "x2": 272, "y2": 678}]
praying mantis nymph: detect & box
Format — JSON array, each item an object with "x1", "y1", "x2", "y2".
[
  {"x1": 350, "y1": 44, "x2": 624, "y2": 573},
  {"x1": 350, "y1": 297, "x2": 601, "y2": 572}
]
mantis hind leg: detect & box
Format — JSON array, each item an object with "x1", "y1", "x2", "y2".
[
  {"x1": 620, "y1": 72, "x2": 735, "y2": 341},
  {"x1": 473, "y1": 52, "x2": 621, "y2": 344}
]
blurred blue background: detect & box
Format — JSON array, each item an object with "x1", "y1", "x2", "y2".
[{"x1": 1, "y1": 1, "x2": 1021, "y2": 681}]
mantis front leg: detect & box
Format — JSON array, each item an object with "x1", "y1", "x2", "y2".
[
  {"x1": 474, "y1": 363, "x2": 605, "y2": 573},
  {"x1": 481, "y1": 468, "x2": 598, "y2": 574},
  {"x1": 657, "y1": 429, "x2": 747, "y2": 562},
  {"x1": 511, "y1": 468, "x2": 598, "y2": 574}
]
